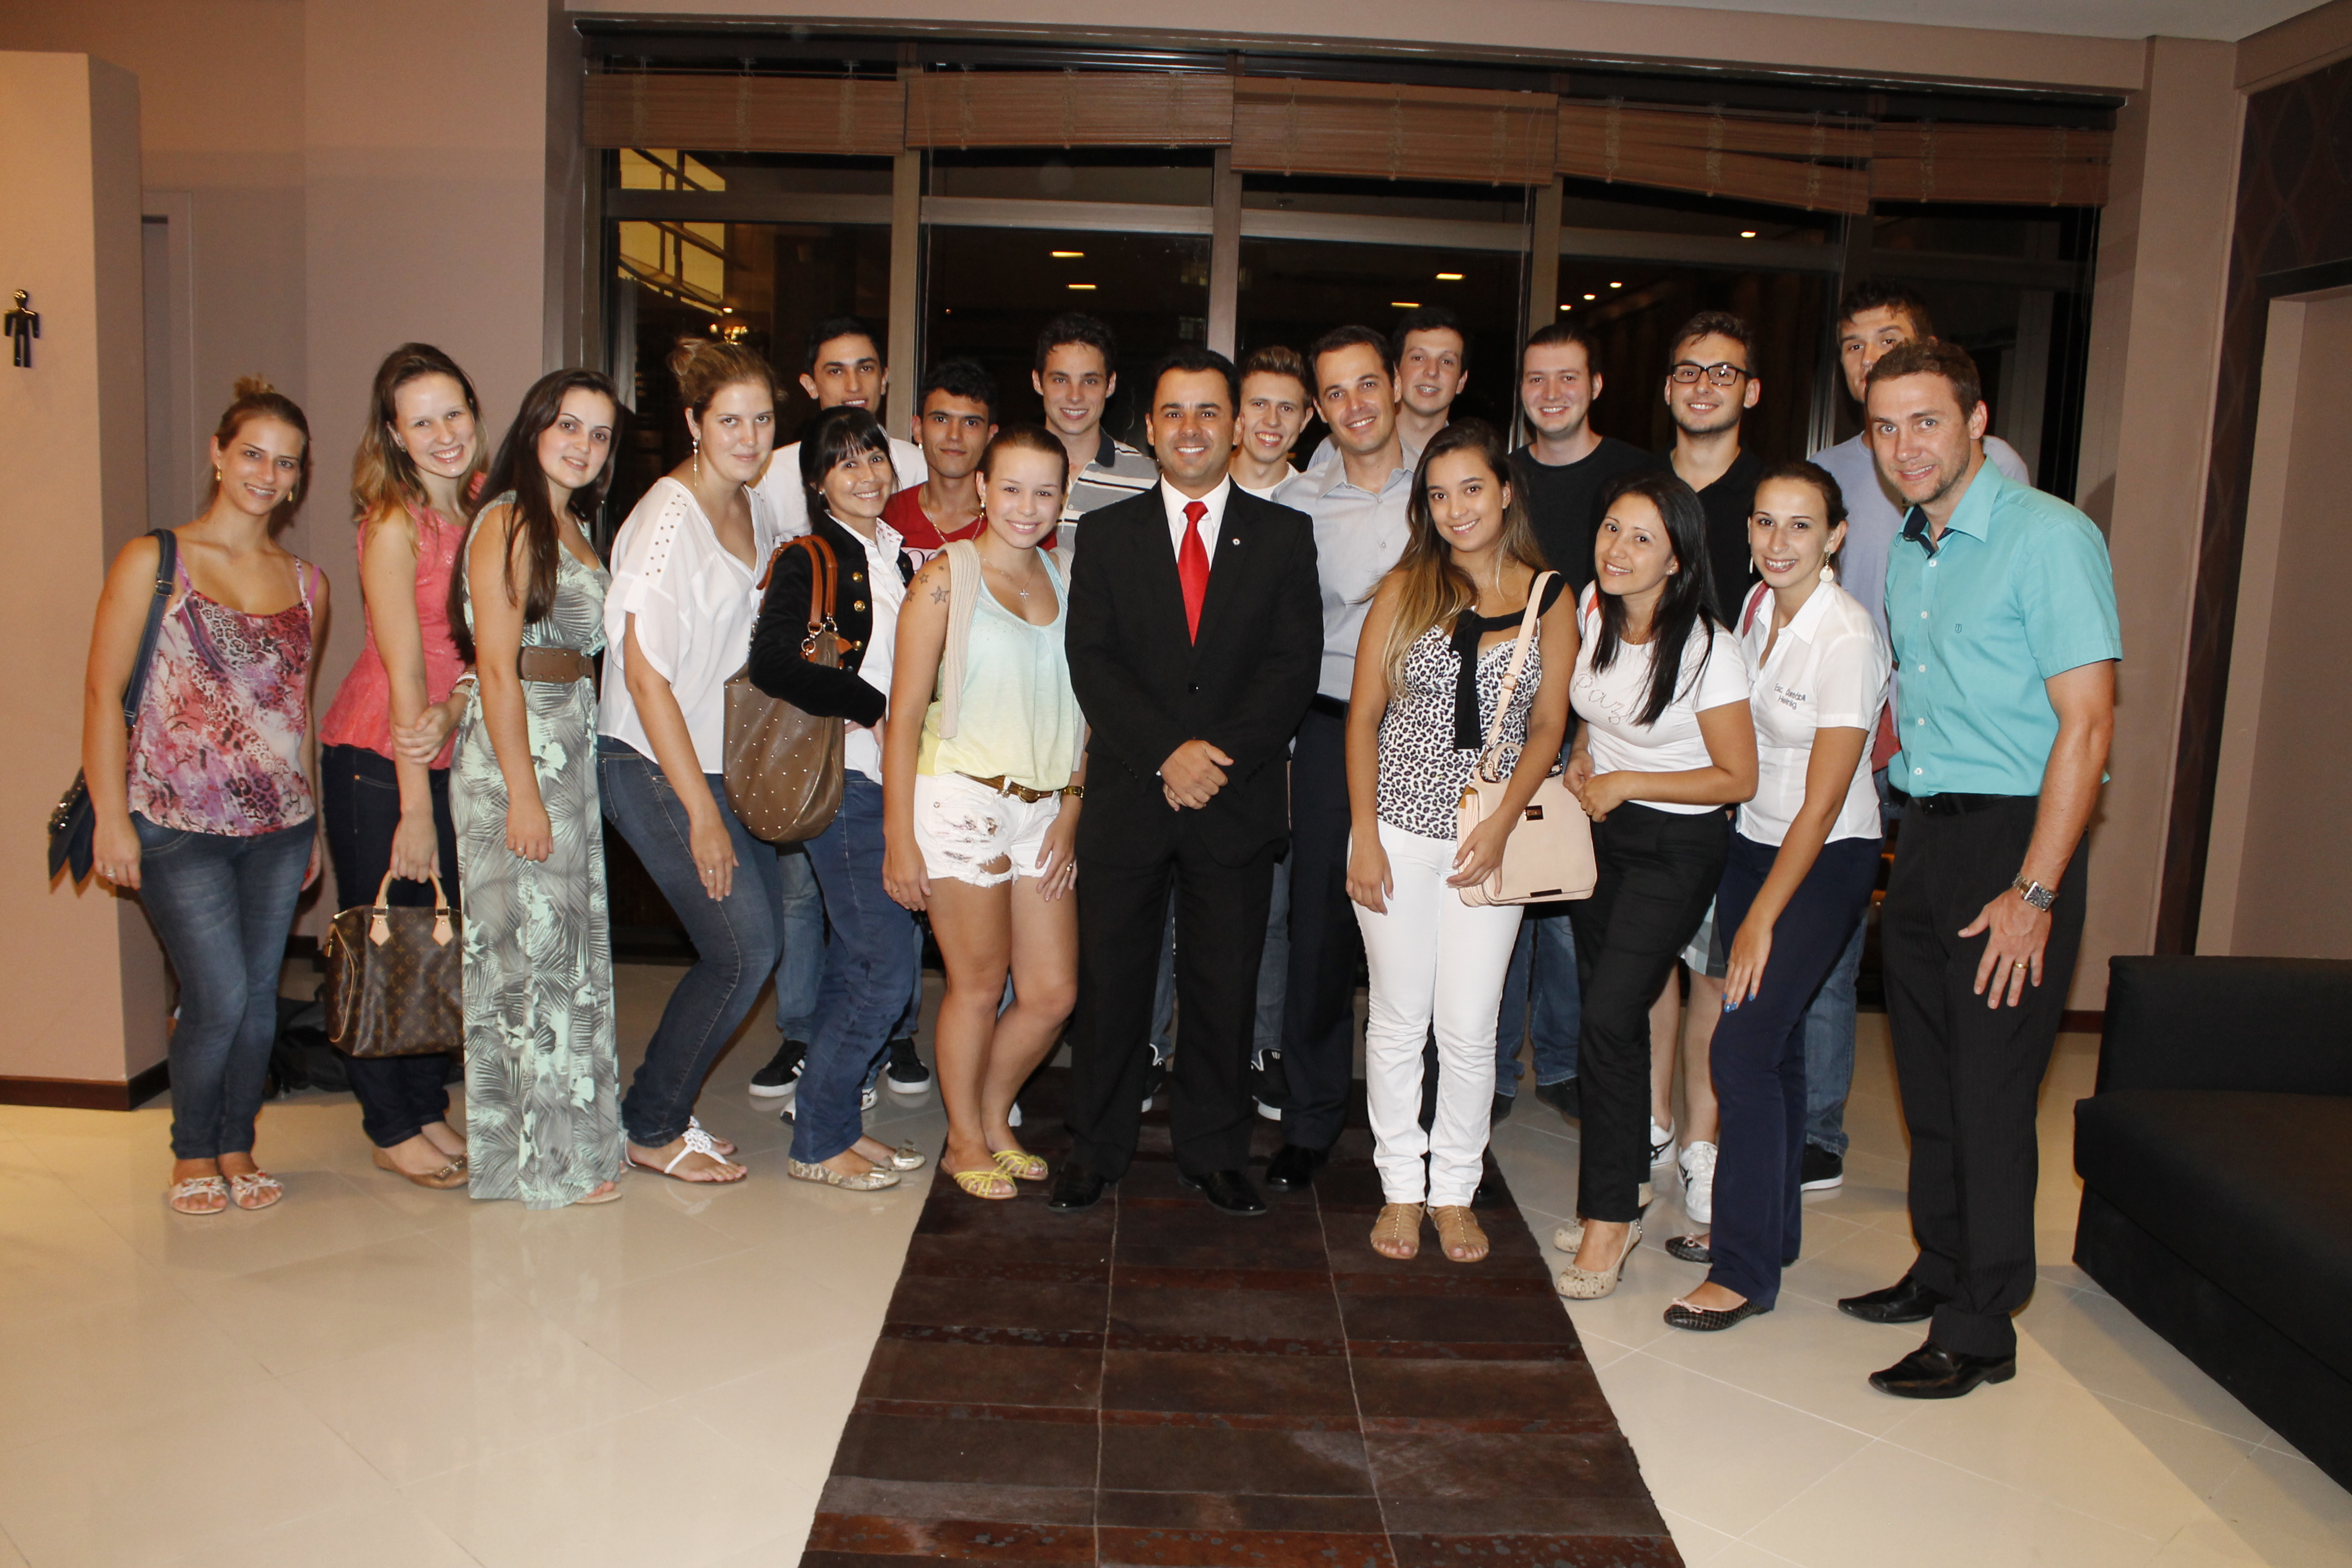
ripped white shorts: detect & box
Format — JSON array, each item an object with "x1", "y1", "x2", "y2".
[{"x1": 912, "y1": 771, "x2": 1065, "y2": 888}]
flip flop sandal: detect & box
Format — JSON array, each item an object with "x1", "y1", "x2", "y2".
[
  {"x1": 1372, "y1": 1202, "x2": 1424, "y2": 1260},
  {"x1": 992, "y1": 1149, "x2": 1048, "y2": 1182},
  {"x1": 628, "y1": 1123, "x2": 745, "y2": 1184},
  {"x1": 787, "y1": 1156, "x2": 901, "y2": 1191},
  {"x1": 226, "y1": 1171, "x2": 284, "y2": 1211},
  {"x1": 952, "y1": 1168, "x2": 1017, "y2": 1200},
  {"x1": 687, "y1": 1116, "x2": 736, "y2": 1158},
  {"x1": 167, "y1": 1175, "x2": 229, "y2": 1216}
]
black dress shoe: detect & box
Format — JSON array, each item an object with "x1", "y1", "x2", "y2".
[
  {"x1": 1047, "y1": 1161, "x2": 1110, "y2": 1213},
  {"x1": 1262, "y1": 1144, "x2": 1326, "y2": 1192},
  {"x1": 1533, "y1": 1077, "x2": 1581, "y2": 1121},
  {"x1": 1180, "y1": 1168, "x2": 1267, "y2": 1216},
  {"x1": 1838, "y1": 1276, "x2": 1950, "y2": 1325},
  {"x1": 1869, "y1": 1341, "x2": 2017, "y2": 1399}
]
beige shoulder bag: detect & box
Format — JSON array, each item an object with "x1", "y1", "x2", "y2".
[{"x1": 1454, "y1": 572, "x2": 1596, "y2": 907}]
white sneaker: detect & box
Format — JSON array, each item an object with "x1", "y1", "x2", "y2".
[
  {"x1": 1679, "y1": 1139, "x2": 1717, "y2": 1226},
  {"x1": 1649, "y1": 1119, "x2": 1678, "y2": 1167},
  {"x1": 1009, "y1": 1102, "x2": 1023, "y2": 1129}
]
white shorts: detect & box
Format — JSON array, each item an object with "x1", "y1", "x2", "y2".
[{"x1": 913, "y1": 772, "x2": 1065, "y2": 888}]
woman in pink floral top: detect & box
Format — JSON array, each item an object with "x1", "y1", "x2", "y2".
[{"x1": 81, "y1": 377, "x2": 328, "y2": 1217}]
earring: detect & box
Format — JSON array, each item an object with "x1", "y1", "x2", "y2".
[
  {"x1": 1820, "y1": 563, "x2": 1836, "y2": 585},
  {"x1": 213, "y1": 467, "x2": 222, "y2": 482}
]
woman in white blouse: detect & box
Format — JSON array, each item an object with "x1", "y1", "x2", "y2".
[
  {"x1": 1662, "y1": 462, "x2": 1887, "y2": 1331},
  {"x1": 596, "y1": 339, "x2": 779, "y2": 1185},
  {"x1": 1554, "y1": 471, "x2": 1756, "y2": 1301}
]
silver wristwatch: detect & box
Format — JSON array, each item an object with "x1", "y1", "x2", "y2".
[{"x1": 2010, "y1": 874, "x2": 2056, "y2": 912}]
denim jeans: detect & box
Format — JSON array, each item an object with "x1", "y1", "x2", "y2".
[
  {"x1": 772, "y1": 843, "x2": 823, "y2": 1042},
  {"x1": 1801, "y1": 917, "x2": 1865, "y2": 1157},
  {"x1": 134, "y1": 815, "x2": 314, "y2": 1160},
  {"x1": 794, "y1": 775, "x2": 918, "y2": 1162},
  {"x1": 1495, "y1": 908, "x2": 1581, "y2": 1093},
  {"x1": 599, "y1": 742, "x2": 783, "y2": 1148},
  {"x1": 320, "y1": 744, "x2": 458, "y2": 1148}
]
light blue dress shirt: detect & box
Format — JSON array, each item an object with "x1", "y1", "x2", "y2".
[{"x1": 1883, "y1": 460, "x2": 2121, "y2": 797}]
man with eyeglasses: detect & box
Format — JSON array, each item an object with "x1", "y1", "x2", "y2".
[{"x1": 1662, "y1": 311, "x2": 1766, "y2": 619}]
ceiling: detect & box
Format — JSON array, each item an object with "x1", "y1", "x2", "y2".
[{"x1": 1575, "y1": 1, "x2": 2325, "y2": 42}]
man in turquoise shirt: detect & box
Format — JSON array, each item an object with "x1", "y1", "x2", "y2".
[{"x1": 1837, "y1": 339, "x2": 2120, "y2": 1400}]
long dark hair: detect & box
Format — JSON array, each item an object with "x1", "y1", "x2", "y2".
[
  {"x1": 1589, "y1": 469, "x2": 1721, "y2": 728},
  {"x1": 448, "y1": 369, "x2": 622, "y2": 662},
  {"x1": 351, "y1": 343, "x2": 485, "y2": 531},
  {"x1": 1382, "y1": 419, "x2": 1547, "y2": 690},
  {"x1": 799, "y1": 405, "x2": 895, "y2": 520}
]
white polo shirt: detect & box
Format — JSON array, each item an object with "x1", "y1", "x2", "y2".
[
  {"x1": 1735, "y1": 579, "x2": 1888, "y2": 847},
  {"x1": 600, "y1": 478, "x2": 780, "y2": 773}
]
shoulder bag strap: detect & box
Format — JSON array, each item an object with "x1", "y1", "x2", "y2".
[
  {"x1": 796, "y1": 534, "x2": 839, "y2": 643},
  {"x1": 121, "y1": 529, "x2": 178, "y2": 732},
  {"x1": 1477, "y1": 571, "x2": 1556, "y2": 782},
  {"x1": 938, "y1": 539, "x2": 982, "y2": 741}
]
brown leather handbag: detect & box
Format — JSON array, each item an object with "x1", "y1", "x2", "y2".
[
  {"x1": 322, "y1": 872, "x2": 464, "y2": 1057},
  {"x1": 723, "y1": 533, "x2": 846, "y2": 843}
]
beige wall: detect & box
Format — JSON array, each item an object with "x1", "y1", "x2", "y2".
[
  {"x1": 2201, "y1": 291, "x2": 2352, "y2": 957},
  {"x1": 0, "y1": 53, "x2": 172, "y2": 1084}
]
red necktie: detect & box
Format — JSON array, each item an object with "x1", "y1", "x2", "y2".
[{"x1": 1177, "y1": 499, "x2": 1210, "y2": 642}]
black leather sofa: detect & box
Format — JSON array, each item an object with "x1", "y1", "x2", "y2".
[{"x1": 2073, "y1": 955, "x2": 2352, "y2": 1490}]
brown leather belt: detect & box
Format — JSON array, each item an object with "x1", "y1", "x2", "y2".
[
  {"x1": 518, "y1": 646, "x2": 594, "y2": 684},
  {"x1": 959, "y1": 772, "x2": 1082, "y2": 804}
]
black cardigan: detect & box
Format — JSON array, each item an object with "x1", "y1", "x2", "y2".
[{"x1": 744, "y1": 510, "x2": 907, "y2": 727}]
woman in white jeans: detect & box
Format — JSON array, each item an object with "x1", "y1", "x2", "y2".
[{"x1": 1345, "y1": 420, "x2": 1576, "y2": 1262}]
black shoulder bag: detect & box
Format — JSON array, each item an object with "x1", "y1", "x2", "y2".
[{"x1": 48, "y1": 529, "x2": 178, "y2": 881}]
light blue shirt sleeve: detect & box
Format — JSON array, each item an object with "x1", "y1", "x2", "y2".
[{"x1": 2015, "y1": 511, "x2": 2122, "y2": 680}]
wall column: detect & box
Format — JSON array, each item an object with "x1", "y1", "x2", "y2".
[
  {"x1": 2071, "y1": 36, "x2": 2241, "y2": 1005},
  {"x1": 0, "y1": 52, "x2": 173, "y2": 1106}
]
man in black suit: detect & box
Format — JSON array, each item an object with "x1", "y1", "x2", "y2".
[{"x1": 1052, "y1": 347, "x2": 1323, "y2": 1216}]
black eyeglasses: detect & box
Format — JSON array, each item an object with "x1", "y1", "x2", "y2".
[{"x1": 1669, "y1": 361, "x2": 1753, "y2": 386}]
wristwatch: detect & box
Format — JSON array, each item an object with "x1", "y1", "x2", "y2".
[{"x1": 2011, "y1": 874, "x2": 2056, "y2": 912}]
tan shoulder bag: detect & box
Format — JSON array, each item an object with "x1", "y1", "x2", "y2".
[
  {"x1": 723, "y1": 533, "x2": 847, "y2": 843},
  {"x1": 1454, "y1": 571, "x2": 1596, "y2": 907}
]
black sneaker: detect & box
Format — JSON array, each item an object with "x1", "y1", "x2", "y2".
[
  {"x1": 1252, "y1": 1049, "x2": 1290, "y2": 1120},
  {"x1": 1491, "y1": 1091, "x2": 1515, "y2": 1124},
  {"x1": 1800, "y1": 1144, "x2": 1845, "y2": 1191},
  {"x1": 884, "y1": 1037, "x2": 930, "y2": 1098},
  {"x1": 748, "y1": 1038, "x2": 807, "y2": 1101},
  {"x1": 1533, "y1": 1077, "x2": 1581, "y2": 1120}
]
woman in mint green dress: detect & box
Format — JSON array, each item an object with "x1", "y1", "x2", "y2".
[{"x1": 448, "y1": 370, "x2": 625, "y2": 1207}]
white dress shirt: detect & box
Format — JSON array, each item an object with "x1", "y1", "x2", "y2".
[
  {"x1": 840, "y1": 515, "x2": 908, "y2": 786},
  {"x1": 1161, "y1": 476, "x2": 1232, "y2": 568},
  {"x1": 1735, "y1": 579, "x2": 1888, "y2": 846}
]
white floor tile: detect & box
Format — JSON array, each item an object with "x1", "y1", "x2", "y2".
[
  {"x1": 1658, "y1": 1505, "x2": 1740, "y2": 1564},
  {"x1": 1640, "y1": 1292, "x2": 1931, "y2": 1438},
  {"x1": 2164, "y1": 1445, "x2": 2352, "y2": 1567},
  {"x1": 419, "y1": 1180, "x2": 750, "y2": 1318},
  {"x1": 154, "y1": 1496, "x2": 478, "y2": 1568},
  {"x1": 1744, "y1": 1440, "x2": 2166, "y2": 1568},
  {"x1": 2013, "y1": 1286, "x2": 2276, "y2": 1444},
  {"x1": 179, "y1": 1229, "x2": 522, "y2": 1375},
  {"x1": 0, "y1": 1278, "x2": 273, "y2": 1442}
]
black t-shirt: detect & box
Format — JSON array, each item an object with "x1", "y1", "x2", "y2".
[
  {"x1": 1508, "y1": 437, "x2": 1656, "y2": 596},
  {"x1": 1665, "y1": 444, "x2": 1765, "y2": 622}
]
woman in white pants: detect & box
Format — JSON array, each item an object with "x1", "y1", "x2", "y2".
[{"x1": 1346, "y1": 420, "x2": 1576, "y2": 1262}]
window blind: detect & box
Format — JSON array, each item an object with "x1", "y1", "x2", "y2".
[
  {"x1": 1869, "y1": 123, "x2": 2112, "y2": 205},
  {"x1": 584, "y1": 73, "x2": 906, "y2": 157},
  {"x1": 1556, "y1": 102, "x2": 1872, "y2": 215},
  {"x1": 1230, "y1": 77, "x2": 1559, "y2": 186},
  {"x1": 902, "y1": 70, "x2": 1233, "y2": 149}
]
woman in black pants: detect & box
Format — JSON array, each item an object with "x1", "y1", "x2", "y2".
[
  {"x1": 1555, "y1": 472, "x2": 1755, "y2": 1300},
  {"x1": 1664, "y1": 463, "x2": 1886, "y2": 1330}
]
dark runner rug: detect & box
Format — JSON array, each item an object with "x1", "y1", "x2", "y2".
[{"x1": 802, "y1": 1070, "x2": 1680, "y2": 1568}]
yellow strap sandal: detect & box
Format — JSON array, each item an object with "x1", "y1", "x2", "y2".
[
  {"x1": 952, "y1": 1168, "x2": 1017, "y2": 1200},
  {"x1": 992, "y1": 1149, "x2": 1048, "y2": 1183}
]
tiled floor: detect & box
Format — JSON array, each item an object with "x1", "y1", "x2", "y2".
[
  {"x1": 807, "y1": 1072, "x2": 1673, "y2": 1567},
  {"x1": 0, "y1": 968, "x2": 2345, "y2": 1567}
]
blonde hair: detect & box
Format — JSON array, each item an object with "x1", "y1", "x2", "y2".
[
  {"x1": 1379, "y1": 419, "x2": 1546, "y2": 693},
  {"x1": 209, "y1": 375, "x2": 311, "y2": 534},
  {"x1": 668, "y1": 336, "x2": 776, "y2": 421},
  {"x1": 350, "y1": 342, "x2": 485, "y2": 538}
]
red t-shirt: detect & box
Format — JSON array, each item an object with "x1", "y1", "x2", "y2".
[{"x1": 882, "y1": 484, "x2": 1058, "y2": 556}]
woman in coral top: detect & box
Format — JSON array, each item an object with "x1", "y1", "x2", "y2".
[{"x1": 317, "y1": 344, "x2": 484, "y2": 1190}]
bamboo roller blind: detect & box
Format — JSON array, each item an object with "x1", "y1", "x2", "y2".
[
  {"x1": 903, "y1": 70, "x2": 1232, "y2": 148},
  {"x1": 586, "y1": 70, "x2": 2111, "y2": 208},
  {"x1": 584, "y1": 73, "x2": 905, "y2": 157}
]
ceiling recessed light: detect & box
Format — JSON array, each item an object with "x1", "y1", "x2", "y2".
[
  {"x1": 1740, "y1": 230, "x2": 1758, "y2": 239},
  {"x1": 1560, "y1": 303, "x2": 1572, "y2": 311},
  {"x1": 1052, "y1": 250, "x2": 1084, "y2": 258},
  {"x1": 1391, "y1": 301, "x2": 1419, "y2": 308},
  {"x1": 1583, "y1": 293, "x2": 1597, "y2": 301},
  {"x1": 1609, "y1": 281, "x2": 1623, "y2": 288},
  {"x1": 1067, "y1": 282, "x2": 1097, "y2": 291},
  {"x1": 1435, "y1": 271, "x2": 1463, "y2": 281}
]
